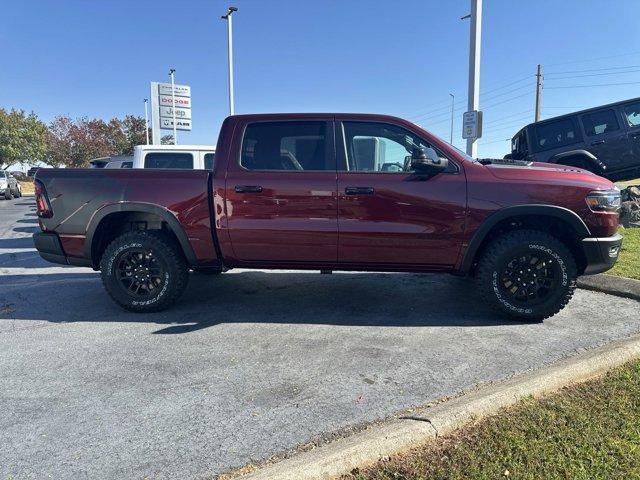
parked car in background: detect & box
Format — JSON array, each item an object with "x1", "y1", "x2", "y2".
[
  {"x1": 507, "y1": 97, "x2": 640, "y2": 181},
  {"x1": 90, "y1": 155, "x2": 133, "y2": 169},
  {"x1": 105, "y1": 159, "x2": 133, "y2": 169},
  {"x1": 33, "y1": 113, "x2": 621, "y2": 321},
  {"x1": 132, "y1": 145, "x2": 215, "y2": 169},
  {"x1": 0, "y1": 170, "x2": 22, "y2": 199}
]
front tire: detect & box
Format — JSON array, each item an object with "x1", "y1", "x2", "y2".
[
  {"x1": 100, "y1": 231, "x2": 189, "y2": 313},
  {"x1": 4, "y1": 189, "x2": 12, "y2": 200},
  {"x1": 475, "y1": 230, "x2": 577, "y2": 321}
]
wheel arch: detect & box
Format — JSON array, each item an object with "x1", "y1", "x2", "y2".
[
  {"x1": 459, "y1": 205, "x2": 591, "y2": 275},
  {"x1": 85, "y1": 203, "x2": 197, "y2": 269},
  {"x1": 549, "y1": 149, "x2": 606, "y2": 174}
]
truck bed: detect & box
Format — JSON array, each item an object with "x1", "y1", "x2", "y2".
[{"x1": 34, "y1": 168, "x2": 218, "y2": 268}]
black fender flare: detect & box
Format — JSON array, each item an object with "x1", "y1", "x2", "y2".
[
  {"x1": 459, "y1": 204, "x2": 591, "y2": 273},
  {"x1": 549, "y1": 149, "x2": 606, "y2": 174},
  {"x1": 84, "y1": 202, "x2": 198, "y2": 267}
]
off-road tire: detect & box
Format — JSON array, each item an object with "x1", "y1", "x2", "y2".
[
  {"x1": 475, "y1": 229, "x2": 577, "y2": 321},
  {"x1": 100, "y1": 231, "x2": 189, "y2": 313}
]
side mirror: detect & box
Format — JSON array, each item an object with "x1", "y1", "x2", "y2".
[{"x1": 410, "y1": 147, "x2": 448, "y2": 174}]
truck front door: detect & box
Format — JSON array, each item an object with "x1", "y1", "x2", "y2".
[
  {"x1": 335, "y1": 119, "x2": 466, "y2": 268},
  {"x1": 224, "y1": 118, "x2": 338, "y2": 264}
]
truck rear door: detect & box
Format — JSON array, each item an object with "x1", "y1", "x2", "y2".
[
  {"x1": 223, "y1": 116, "x2": 338, "y2": 264},
  {"x1": 335, "y1": 118, "x2": 466, "y2": 268}
]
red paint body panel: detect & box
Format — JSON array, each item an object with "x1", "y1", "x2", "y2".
[{"x1": 35, "y1": 112, "x2": 619, "y2": 274}]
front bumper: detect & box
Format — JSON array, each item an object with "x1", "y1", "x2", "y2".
[
  {"x1": 581, "y1": 233, "x2": 623, "y2": 275},
  {"x1": 33, "y1": 231, "x2": 68, "y2": 265}
]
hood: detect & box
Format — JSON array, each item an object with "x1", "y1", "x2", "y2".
[{"x1": 481, "y1": 159, "x2": 614, "y2": 191}]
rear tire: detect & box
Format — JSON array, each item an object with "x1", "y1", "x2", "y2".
[
  {"x1": 475, "y1": 230, "x2": 577, "y2": 321},
  {"x1": 100, "y1": 231, "x2": 189, "y2": 313}
]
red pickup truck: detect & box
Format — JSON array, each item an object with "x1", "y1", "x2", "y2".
[{"x1": 33, "y1": 113, "x2": 622, "y2": 320}]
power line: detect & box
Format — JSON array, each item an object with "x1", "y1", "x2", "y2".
[
  {"x1": 546, "y1": 69, "x2": 640, "y2": 80},
  {"x1": 413, "y1": 83, "x2": 534, "y2": 123},
  {"x1": 545, "y1": 81, "x2": 640, "y2": 89},
  {"x1": 545, "y1": 50, "x2": 640, "y2": 68},
  {"x1": 408, "y1": 74, "x2": 532, "y2": 120},
  {"x1": 478, "y1": 138, "x2": 510, "y2": 146},
  {"x1": 483, "y1": 109, "x2": 533, "y2": 126},
  {"x1": 483, "y1": 91, "x2": 531, "y2": 110},
  {"x1": 546, "y1": 64, "x2": 640, "y2": 75}
]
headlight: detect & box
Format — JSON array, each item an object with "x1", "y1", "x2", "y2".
[{"x1": 585, "y1": 188, "x2": 621, "y2": 212}]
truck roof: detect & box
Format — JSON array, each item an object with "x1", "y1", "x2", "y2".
[{"x1": 134, "y1": 144, "x2": 216, "y2": 151}]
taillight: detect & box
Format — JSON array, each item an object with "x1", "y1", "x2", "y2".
[{"x1": 34, "y1": 180, "x2": 53, "y2": 218}]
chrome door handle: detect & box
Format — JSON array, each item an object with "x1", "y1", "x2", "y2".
[
  {"x1": 235, "y1": 185, "x2": 263, "y2": 193},
  {"x1": 591, "y1": 140, "x2": 605, "y2": 146},
  {"x1": 345, "y1": 186, "x2": 375, "y2": 195}
]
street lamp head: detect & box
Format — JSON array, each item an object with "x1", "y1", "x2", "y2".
[
  {"x1": 169, "y1": 68, "x2": 176, "y2": 75},
  {"x1": 222, "y1": 6, "x2": 237, "y2": 19}
]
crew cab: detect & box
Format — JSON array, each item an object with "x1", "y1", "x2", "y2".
[{"x1": 33, "y1": 113, "x2": 622, "y2": 320}]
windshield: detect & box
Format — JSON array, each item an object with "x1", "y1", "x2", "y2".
[{"x1": 451, "y1": 145, "x2": 477, "y2": 163}]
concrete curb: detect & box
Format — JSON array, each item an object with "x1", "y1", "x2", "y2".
[
  {"x1": 240, "y1": 334, "x2": 640, "y2": 480},
  {"x1": 577, "y1": 274, "x2": 640, "y2": 302}
]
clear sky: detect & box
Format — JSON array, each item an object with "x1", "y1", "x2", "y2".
[{"x1": 2, "y1": 0, "x2": 640, "y2": 158}]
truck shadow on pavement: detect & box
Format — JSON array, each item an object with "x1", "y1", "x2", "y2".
[{"x1": 0, "y1": 270, "x2": 526, "y2": 332}]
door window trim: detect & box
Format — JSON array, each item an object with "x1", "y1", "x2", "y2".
[
  {"x1": 335, "y1": 120, "x2": 460, "y2": 174},
  {"x1": 237, "y1": 119, "x2": 336, "y2": 173}
]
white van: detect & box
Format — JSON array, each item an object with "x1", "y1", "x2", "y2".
[{"x1": 132, "y1": 145, "x2": 216, "y2": 170}]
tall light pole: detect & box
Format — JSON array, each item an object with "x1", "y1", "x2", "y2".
[
  {"x1": 449, "y1": 93, "x2": 455, "y2": 144},
  {"x1": 169, "y1": 68, "x2": 177, "y2": 144},
  {"x1": 464, "y1": 0, "x2": 482, "y2": 157},
  {"x1": 143, "y1": 99, "x2": 150, "y2": 145},
  {"x1": 221, "y1": 6, "x2": 238, "y2": 116}
]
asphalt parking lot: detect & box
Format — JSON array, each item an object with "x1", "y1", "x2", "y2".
[{"x1": 1, "y1": 197, "x2": 639, "y2": 479}]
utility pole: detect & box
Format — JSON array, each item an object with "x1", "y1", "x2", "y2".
[
  {"x1": 465, "y1": 0, "x2": 482, "y2": 157},
  {"x1": 449, "y1": 93, "x2": 455, "y2": 144},
  {"x1": 535, "y1": 64, "x2": 543, "y2": 122},
  {"x1": 169, "y1": 68, "x2": 177, "y2": 144},
  {"x1": 143, "y1": 99, "x2": 150, "y2": 145},
  {"x1": 222, "y1": 6, "x2": 238, "y2": 116}
]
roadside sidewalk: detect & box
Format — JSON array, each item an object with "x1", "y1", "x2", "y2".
[{"x1": 237, "y1": 334, "x2": 640, "y2": 480}]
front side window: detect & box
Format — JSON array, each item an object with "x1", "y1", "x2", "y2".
[
  {"x1": 623, "y1": 102, "x2": 640, "y2": 127},
  {"x1": 534, "y1": 118, "x2": 579, "y2": 151},
  {"x1": 241, "y1": 121, "x2": 331, "y2": 171},
  {"x1": 341, "y1": 121, "x2": 452, "y2": 173},
  {"x1": 581, "y1": 109, "x2": 620, "y2": 136},
  {"x1": 204, "y1": 153, "x2": 215, "y2": 170},
  {"x1": 144, "y1": 152, "x2": 193, "y2": 169}
]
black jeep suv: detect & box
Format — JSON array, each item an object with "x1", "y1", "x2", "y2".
[{"x1": 507, "y1": 97, "x2": 640, "y2": 181}]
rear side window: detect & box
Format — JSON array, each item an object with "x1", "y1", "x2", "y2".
[
  {"x1": 534, "y1": 118, "x2": 579, "y2": 152},
  {"x1": 581, "y1": 109, "x2": 620, "y2": 136},
  {"x1": 241, "y1": 121, "x2": 331, "y2": 171},
  {"x1": 0, "y1": 171, "x2": 5, "y2": 178},
  {"x1": 623, "y1": 102, "x2": 640, "y2": 127},
  {"x1": 144, "y1": 152, "x2": 193, "y2": 169},
  {"x1": 204, "y1": 153, "x2": 215, "y2": 170}
]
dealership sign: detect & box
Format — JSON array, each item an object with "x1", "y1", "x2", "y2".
[{"x1": 150, "y1": 81, "x2": 192, "y2": 143}]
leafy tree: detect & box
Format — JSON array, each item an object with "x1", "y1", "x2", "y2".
[
  {"x1": 161, "y1": 134, "x2": 175, "y2": 145},
  {"x1": 45, "y1": 115, "x2": 150, "y2": 168},
  {"x1": 0, "y1": 108, "x2": 47, "y2": 169}
]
